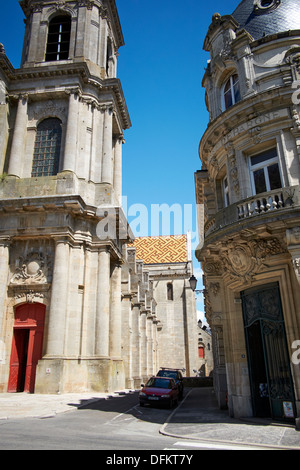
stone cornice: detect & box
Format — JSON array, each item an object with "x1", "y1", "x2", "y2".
[
  {"x1": 199, "y1": 91, "x2": 293, "y2": 167},
  {"x1": 1, "y1": 59, "x2": 131, "y2": 130}
]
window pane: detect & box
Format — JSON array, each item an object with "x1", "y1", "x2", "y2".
[
  {"x1": 233, "y1": 81, "x2": 241, "y2": 104},
  {"x1": 46, "y1": 15, "x2": 71, "y2": 62},
  {"x1": 224, "y1": 89, "x2": 233, "y2": 109},
  {"x1": 32, "y1": 118, "x2": 62, "y2": 177},
  {"x1": 254, "y1": 168, "x2": 267, "y2": 194},
  {"x1": 251, "y1": 148, "x2": 277, "y2": 166},
  {"x1": 268, "y1": 163, "x2": 282, "y2": 190}
]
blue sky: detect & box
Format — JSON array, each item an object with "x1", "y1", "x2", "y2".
[{"x1": 0, "y1": 0, "x2": 240, "y2": 322}]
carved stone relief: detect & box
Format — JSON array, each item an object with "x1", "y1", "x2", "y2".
[
  {"x1": 10, "y1": 251, "x2": 52, "y2": 286},
  {"x1": 221, "y1": 238, "x2": 284, "y2": 284},
  {"x1": 202, "y1": 237, "x2": 285, "y2": 287}
]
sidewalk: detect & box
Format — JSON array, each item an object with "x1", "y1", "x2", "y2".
[
  {"x1": 161, "y1": 387, "x2": 300, "y2": 450},
  {"x1": 0, "y1": 390, "x2": 129, "y2": 420}
]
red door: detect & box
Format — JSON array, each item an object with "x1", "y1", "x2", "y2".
[{"x1": 8, "y1": 303, "x2": 46, "y2": 393}]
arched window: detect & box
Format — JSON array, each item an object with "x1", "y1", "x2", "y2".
[
  {"x1": 32, "y1": 118, "x2": 62, "y2": 177},
  {"x1": 167, "y1": 283, "x2": 173, "y2": 301},
  {"x1": 222, "y1": 74, "x2": 241, "y2": 110},
  {"x1": 46, "y1": 15, "x2": 71, "y2": 62}
]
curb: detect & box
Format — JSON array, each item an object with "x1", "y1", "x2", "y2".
[{"x1": 159, "y1": 389, "x2": 300, "y2": 451}]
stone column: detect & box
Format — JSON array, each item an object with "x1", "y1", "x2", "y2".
[
  {"x1": 89, "y1": 104, "x2": 104, "y2": 183},
  {"x1": 140, "y1": 311, "x2": 148, "y2": 380},
  {"x1": 101, "y1": 105, "x2": 113, "y2": 184},
  {"x1": 113, "y1": 135, "x2": 124, "y2": 205},
  {"x1": 147, "y1": 315, "x2": 154, "y2": 376},
  {"x1": 109, "y1": 262, "x2": 122, "y2": 358},
  {"x1": 8, "y1": 95, "x2": 28, "y2": 178},
  {"x1": 46, "y1": 239, "x2": 70, "y2": 357},
  {"x1": 63, "y1": 90, "x2": 79, "y2": 173},
  {"x1": 152, "y1": 319, "x2": 158, "y2": 374},
  {"x1": 0, "y1": 240, "x2": 9, "y2": 333},
  {"x1": 95, "y1": 248, "x2": 111, "y2": 357},
  {"x1": 131, "y1": 303, "x2": 141, "y2": 386}
]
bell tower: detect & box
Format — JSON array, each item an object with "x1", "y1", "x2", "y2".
[
  {"x1": 20, "y1": 0, "x2": 124, "y2": 79},
  {"x1": 0, "y1": 0, "x2": 133, "y2": 394}
]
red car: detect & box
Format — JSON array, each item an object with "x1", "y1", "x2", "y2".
[{"x1": 139, "y1": 376, "x2": 179, "y2": 408}]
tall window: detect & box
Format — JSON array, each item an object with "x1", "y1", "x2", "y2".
[
  {"x1": 32, "y1": 118, "x2": 62, "y2": 177},
  {"x1": 167, "y1": 283, "x2": 173, "y2": 301},
  {"x1": 46, "y1": 15, "x2": 71, "y2": 62},
  {"x1": 223, "y1": 176, "x2": 230, "y2": 207},
  {"x1": 222, "y1": 74, "x2": 241, "y2": 110},
  {"x1": 250, "y1": 148, "x2": 282, "y2": 195}
]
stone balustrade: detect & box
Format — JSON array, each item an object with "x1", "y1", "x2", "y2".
[
  {"x1": 204, "y1": 185, "x2": 300, "y2": 237},
  {"x1": 238, "y1": 190, "x2": 284, "y2": 219}
]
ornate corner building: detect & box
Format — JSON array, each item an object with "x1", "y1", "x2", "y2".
[
  {"x1": 195, "y1": 0, "x2": 300, "y2": 423},
  {"x1": 0, "y1": 0, "x2": 134, "y2": 394}
]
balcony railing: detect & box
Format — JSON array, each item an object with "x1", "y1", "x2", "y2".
[
  {"x1": 237, "y1": 190, "x2": 284, "y2": 219},
  {"x1": 204, "y1": 186, "x2": 299, "y2": 237}
]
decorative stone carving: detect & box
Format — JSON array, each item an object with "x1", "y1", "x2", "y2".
[
  {"x1": 202, "y1": 260, "x2": 222, "y2": 276},
  {"x1": 225, "y1": 142, "x2": 240, "y2": 195},
  {"x1": 221, "y1": 238, "x2": 285, "y2": 284},
  {"x1": 15, "y1": 291, "x2": 45, "y2": 304},
  {"x1": 209, "y1": 282, "x2": 220, "y2": 296},
  {"x1": 11, "y1": 251, "x2": 52, "y2": 285}
]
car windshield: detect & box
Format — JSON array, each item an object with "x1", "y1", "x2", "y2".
[
  {"x1": 146, "y1": 378, "x2": 171, "y2": 389},
  {"x1": 157, "y1": 370, "x2": 177, "y2": 379}
]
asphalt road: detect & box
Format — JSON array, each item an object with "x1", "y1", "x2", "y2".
[{"x1": 0, "y1": 391, "x2": 186, "y2": 451}]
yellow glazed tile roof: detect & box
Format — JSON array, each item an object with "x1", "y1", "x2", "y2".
[{"x1": 129, "y1": 235, "x2": 188, "y2": 265}]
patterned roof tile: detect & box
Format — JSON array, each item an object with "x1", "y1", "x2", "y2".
[{"x1": 128, "y1": 235, "x2": 188, "y2": 265}]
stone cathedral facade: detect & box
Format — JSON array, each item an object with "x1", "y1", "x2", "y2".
[
  {"x1": 0, "y1": 0, "x2": 133, "y2": 394},
  {"x1": 0, "y1": 0, "x2": 199, "y2": 394},
  {"x1": 195, "y1": 0, "x2": 300, "y2": 425}
]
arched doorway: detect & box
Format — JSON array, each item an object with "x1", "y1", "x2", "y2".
[{"x1": 7, "y1": 303, "x2": 46, "y2": 393}]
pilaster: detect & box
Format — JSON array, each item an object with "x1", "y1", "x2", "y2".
[
  {"x1": 109, "y1": 262, "x2": 122, "y2": 358},
  {"x1": 95, "y1": 247, "x2": 111, "y2": 357},
  {"x1": 8, "y1": 95, "x2": 28, "y2": 178},
  {"x1": 287, "y1": 227, "x2": 300, "y2": 285},
  {"x1": 113, "y1": 135, "x2": 124, "y2": 205},
  {"x1": 63, "y1": 90, "x2": 79, "y2": 173},
  {"x1": 0, "y1": 239, "x2": 10, "y2": 334},
  {"x1": 102, "y1": 105, "x2": 114, "y2": 184},
  {"x1": 46, "y1": 238, "x2": 70, "y2": 357}
]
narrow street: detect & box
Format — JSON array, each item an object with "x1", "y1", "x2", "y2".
[
  {"x1": 0, "y1": 391, "x2": 184, "y2": 451},
  {"x1": 0, "y1": 388, "x2": 299, "y2": 451}
]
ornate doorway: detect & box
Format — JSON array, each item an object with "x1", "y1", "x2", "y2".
[
  {"x1": 241, "y1": 283, "x2": 296, "y2": 422},
  {"x1": 8, "y1": 303, "x2": 46, "y2": 393}
]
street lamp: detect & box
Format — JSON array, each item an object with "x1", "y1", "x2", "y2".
[{"x1": 189, "y1": 275, "x2": 205, "y2": 294}]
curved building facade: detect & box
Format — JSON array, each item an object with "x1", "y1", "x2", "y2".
[{"x1": 195, "y1": 0, "x2": 300, "y2": 424}]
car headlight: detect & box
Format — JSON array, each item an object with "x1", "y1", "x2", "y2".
[
  {"x1": 161, "y1": 394, "x2": 170, "y2": 398},
  {"x1": 139, "y1": 392, "x2": 146, "y2": 396}
]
